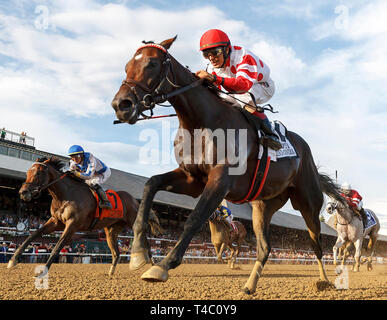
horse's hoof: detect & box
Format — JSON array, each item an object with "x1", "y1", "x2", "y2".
[
  {"x1": 129, "y1": 251, "x2": 150, "y2": 271},
  {"x1": 141, "y1": 266, "x2": 169, "y2": 282},
  {"x1": 242, "y1": 287, "x2": 254, "y2": 295},
  {"x1": 109, "y1": 266, "x2": 116, "y2": 277},
  {"x1": 7, "y1": 260, "x2": 17, "y2": 269},
  {"x1": 315, "y1": 281, "x2": 333, "y2": 291}
]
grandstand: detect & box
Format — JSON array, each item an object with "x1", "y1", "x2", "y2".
[{"x1": 1, "y1": 129, "x2": 386, "y2": 263}]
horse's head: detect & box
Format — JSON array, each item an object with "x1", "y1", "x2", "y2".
[
  {"x1": 326, "y1": 201, "x2": 337, "y2": 215},
  {"x1": 111, "y1": 36, "x2": 177, "y2": 124},
  {"x1": 326, "y1": 199, "x2": 347, "y2": 215},
  {"x1": 19, "y1": 157, "x2": 64, "y2": 202}
]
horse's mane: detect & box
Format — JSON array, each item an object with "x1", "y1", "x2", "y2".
[{"x1": 37, "y1": 156, "x2": 66, "y2": 171}]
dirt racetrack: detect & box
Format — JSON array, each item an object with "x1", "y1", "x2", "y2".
[{"x1": 0, "y1": 263, "x2": 386, "y2": 300}]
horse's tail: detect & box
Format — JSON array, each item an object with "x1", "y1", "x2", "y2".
[
  {"x1": 318, "y1": 172, "x2": 346, "y2": 205},
  {"x1": 148, "y1": 209, "x2": 165, "y2": 236}
]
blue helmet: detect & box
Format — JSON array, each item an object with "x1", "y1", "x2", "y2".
[{"x1": 68, "y1": 145, "x2": 84, "y2": 156}]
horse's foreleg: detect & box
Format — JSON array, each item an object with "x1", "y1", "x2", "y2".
[
  {"x1": 105, "y1": 224, "x2": 124, "y2": 276},
  {"x1": 243, "y1": 195, "x2": 288, "y2": 295},
  {"x1": 228, "y1": 245, "x2": 235, "y2": 267},
  {"x1": 230, "y1": 243, "x2": 240, "y2": 269},
  {"x1": 353, "y1": 238, "x2": 362, "y2": 272},
  {"x1": 141, "y1": 167, "x2": 229, "y2": 282},
  {"x1": 35, "y1": 221, "x2": 77, "y2": 277},
  {"x1": 333, "y1": 238, "x2": 345, "y2": 268},
  {"x1": 218, "y1": 243, "x2": 226, "y2": 262},
  {"x1": 8, "y1": 218, "x2": 62, "y2": 269},
  {"x1": 130, "y1": 169, "x2": 203, "y2": 271},
  {"x1": 366, "y1": 234, "x2": 377, "y2": 271}
]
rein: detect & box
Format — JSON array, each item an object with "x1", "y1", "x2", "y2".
[
  {"x1": 118, "y1": 42, "x2": 204, "y2": 123},
  {"x1": 24, "y1": 162, "x2": 69, "y2": 195},
  {"x1": 115, "y1": 41, "x2": 278, "y2": 125},
  {"x1": 39, "y1": 172, "x2": 69, "y2": 192}
]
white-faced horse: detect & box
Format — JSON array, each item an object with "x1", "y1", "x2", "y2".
[{"x1": 326, "y1": 200, "x2": 380, "y2": 272}]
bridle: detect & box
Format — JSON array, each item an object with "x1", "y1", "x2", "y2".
[
  {"x1": 22, "y1": 162, "x2": 68, "y2": 198},
  {"x1": 328, "y1": 200, "x2": 354, "y2": 225},
  {"x1": 118, "y1": 42, "x2": 204, "y2": 122}
]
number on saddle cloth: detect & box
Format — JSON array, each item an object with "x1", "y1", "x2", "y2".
[
  {"x1": 92, "y1": 190, "x2": 124, "y2": 220},
  {"x1": 364, "y1": 210, "x2": 377, "y2": 229}
]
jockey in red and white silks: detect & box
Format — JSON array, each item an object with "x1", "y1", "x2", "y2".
[
  {"x1": 196, "y1": 29, "x2": 281, "y2": 151},
  {"x1": 340, "y1": 182, "x2": 367, "y2": 227},
  {"x1": 340, "y1": 182, "x2": 363, "y2": 211},
  {"x1": 207, "y1": 45, "x2": 275, "y2": 107}
]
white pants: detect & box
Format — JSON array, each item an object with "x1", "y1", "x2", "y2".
[
  {"x1": 85, "y1": 168, "x2": 111, "y2": 187},
  {"x1": 219, "y1": 78, "x2": 275, "y2": 108}
]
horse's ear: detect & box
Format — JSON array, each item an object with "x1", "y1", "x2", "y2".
[{"x1": 159, "y1": 35, "x2": 177, "y2": 50}]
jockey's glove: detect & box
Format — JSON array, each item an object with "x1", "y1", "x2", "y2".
[{"x1": 71, "y1": 170, "x2": 82, "y2": 178}]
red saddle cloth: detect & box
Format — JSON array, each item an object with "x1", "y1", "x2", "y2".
[
  {"x1": 93, "y1": 189, "x2": 124, "y2": 220},
  {"x1": 230, "y1": 221, "x2": 238, "y2": 233}
]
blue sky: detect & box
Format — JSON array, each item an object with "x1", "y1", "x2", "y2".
[{"x1": 1, "y1": 0, "x2": 386, "y2": 235}]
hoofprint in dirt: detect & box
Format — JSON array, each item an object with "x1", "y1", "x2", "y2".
[{"x1": 1, "y1": 263, "x2": 385, "y2": 300}]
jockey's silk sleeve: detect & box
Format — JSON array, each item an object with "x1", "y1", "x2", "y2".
[{"x1": 82, "y1": 154, "x2": 97, "y2": 179}]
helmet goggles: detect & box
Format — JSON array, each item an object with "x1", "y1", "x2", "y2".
[{"x1": 202, "y1": 47, "x2": 224, "y2": 59}]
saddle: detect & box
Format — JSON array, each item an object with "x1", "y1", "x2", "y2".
[{"x1": 89, "y1": 189, "x2": 124, "y2": 230}]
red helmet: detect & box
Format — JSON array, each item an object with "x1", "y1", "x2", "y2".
[{"x1": 199, "y1": 29, "x2": 230, "y2": 51}]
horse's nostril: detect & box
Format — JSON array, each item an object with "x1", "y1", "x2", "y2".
[{"x1": 118, "y1": 99, "x2": 132, "y2": 111}]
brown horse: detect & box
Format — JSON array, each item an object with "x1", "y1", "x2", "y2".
[
  {"x1": 111, "y1": 36, "x2": 345, "y2": 294},
  {"x1": 208, "y1": 213, "x2": 252, "y2": 269},
  {"x1": 8, "y1": 157, "x2": 163, "y2": 277}
]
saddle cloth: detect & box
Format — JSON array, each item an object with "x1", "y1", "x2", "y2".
[
  {"x1": 364, "y1": 209, "x2": 377, "y2": 230},
  {"x1": 230, "y1": 221, "x2": 238, "y2": 233},
  {"x1": 258, "y1": 120, "x2": 298, "y2": 161},
  {"x1": 93, "y1": 189, "x2": 124, "y2": 220}
]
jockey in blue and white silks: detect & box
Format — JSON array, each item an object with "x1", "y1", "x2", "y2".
[
  {"x1": 215, "y1": 204, "x2": 237, "y2": 232},
  {"x1": 216, "y1": 205, "x2": 233, "y2": 224},
  {"x1": 68, "y1": 145, "x2": 112, "y2": 209}
]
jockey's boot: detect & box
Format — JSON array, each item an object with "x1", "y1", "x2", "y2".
[
  {"x1": 259, "y1": 116, "x2": 282, "y2": 151},
  {"x1": 359, "y1": 208, "x2": 367, "y2": 229},
  {"x1": 94, "y1": 184, "x2": 112, "y2": 209}
]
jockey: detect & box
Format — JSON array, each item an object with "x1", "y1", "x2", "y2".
[
  {"x1": 68, "y1": 145, "x2": 112, "y2": 209},
  {"x1": 340, "y1": 182, "x2": 367, "y2": 228},
  {"x1": 195, "y1": 29, "x2": 282, "y2": 151},
  {"x1": 215, "y1": 204, "x2": 236, "y2": 232}
]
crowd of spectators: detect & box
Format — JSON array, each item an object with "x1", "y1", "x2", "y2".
[
  {"x1": 0, "y1": 213, "x2": 46, "y2": 230},
  {"x1": 0, "y1": 127, "x2": 28, "y2": 144},
  {"x1": 0, "y1": 191, "x2": 18, "y2": 214},
  {"x1": 1, "y1": 209, "x2": 386, "y2": 265}
]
